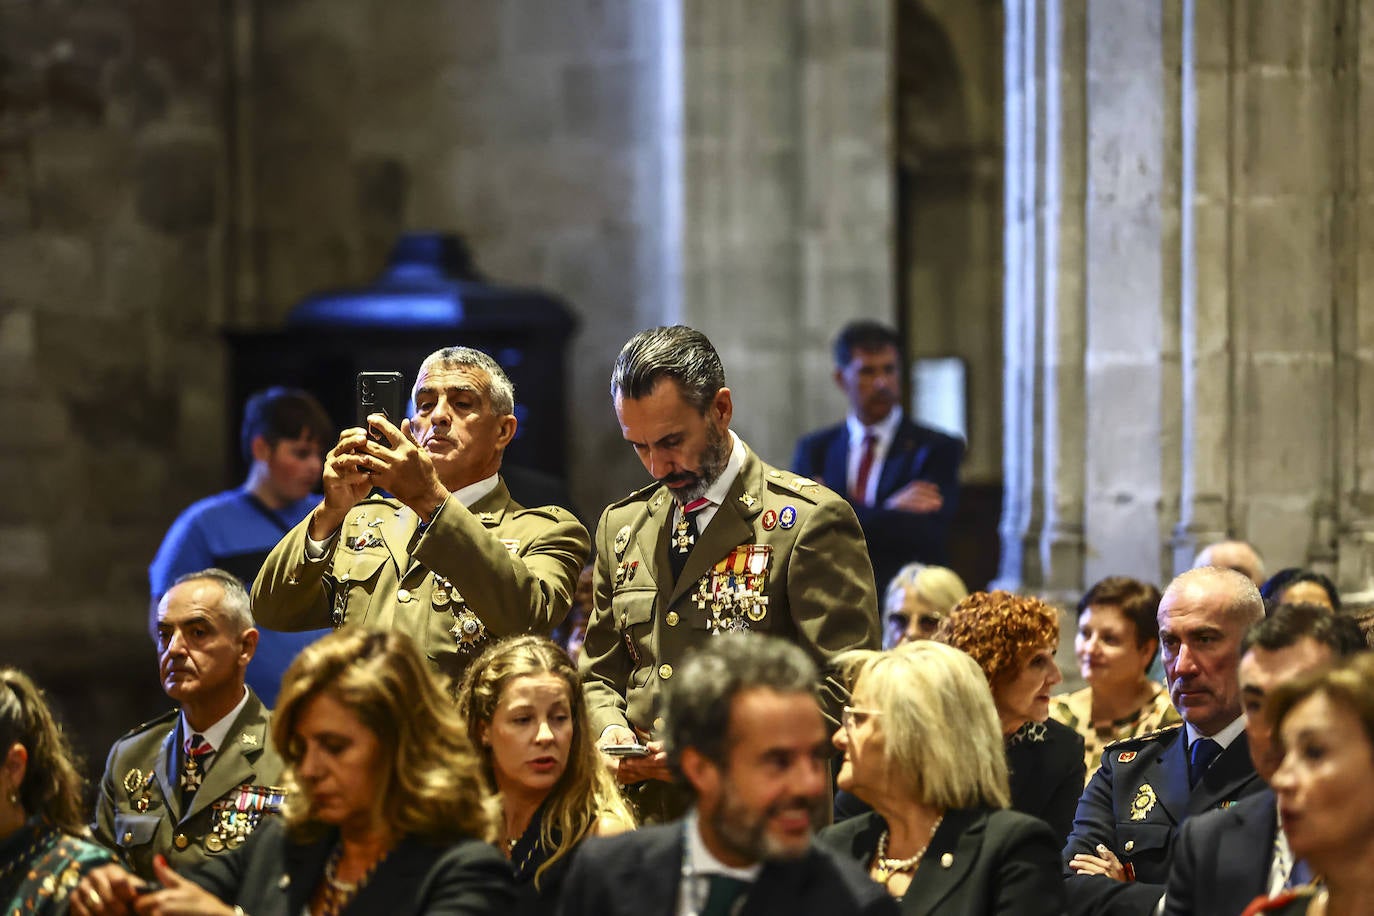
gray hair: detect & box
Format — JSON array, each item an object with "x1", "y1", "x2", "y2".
[
  {"x1": 415, "y1": 346, "x2": 516, "y2": 417},
  {"x1": 1161, "y1": 565, "x2": 1265, "y2": 629},
  {"x1": 665, "y1": 635, "x2": 818, "y2": 774},
  {"x1": 170, "y1": 568, "x2": 255, "y2": 634},
  {"x1": 610, "y1": 326, "x2": 726, "y2": 413}
]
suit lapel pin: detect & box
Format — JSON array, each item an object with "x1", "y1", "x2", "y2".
[
  {"x1": 761, "y1": 510, "x2": 777, "y2": 531},
  {"x1": 738, "y1": 492, "x2": 756, "y2": 509},
  {"x1": 940, "y1": 853, "x2": 954, "y2": 868},
  {"x1": 614, "y1": 525, "x2": 632, "y2": 557},
  {"x1": 779, "y1": 506, "x2": 797, "y2": 529},
  {"x1": 241, "y1": 733, "x2": 258, "y2": 747}
]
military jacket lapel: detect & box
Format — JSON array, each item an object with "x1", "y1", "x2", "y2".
[
  {"x1": 183, "y1": 702, "x2": 268, "y2": 823},
  {"x1": 374, "y1": 501, "x2": 417, "y2": 578},
  {"x1": 666, "y1": 460, "x2": 766, "y2": 608},
  {"x1": 155, "y1": 728, "x2": 181, "y2": 821},
  {"x1": 1146, "y1": 734, "x2": 1192, "y2": 825},
  {"x1": 635, "y1": 487, "x2": 674, "y2": 607},
  {"x1": 1189, "y1": 734, "x2": 1259, "y2": 816}
]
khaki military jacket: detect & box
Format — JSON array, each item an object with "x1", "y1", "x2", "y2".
[
  {"x1": 253, "y1": 479, "x2": 589, "y2": 686},
  {"x1": 579, "y1": 444, "x2": 880, "y2": 739},
  {"x1": 93, "y1": 691, "x2": 285, "y2": 881}
]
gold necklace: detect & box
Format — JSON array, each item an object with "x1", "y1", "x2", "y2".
[{"x1": 872, "y1": 815, "x2": 944, "y2": 886}]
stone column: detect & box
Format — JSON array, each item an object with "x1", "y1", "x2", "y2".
[{"x1": 680, "y1": 0, "x2": 891, "y2": 465}]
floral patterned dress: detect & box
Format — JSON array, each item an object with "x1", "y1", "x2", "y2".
[
  {"x1": 0, "y1": 822, "x2": 115, "y2": 916},
  {"x1": 1049, "y1": 681, "x2": 1182, "y2": 784}
]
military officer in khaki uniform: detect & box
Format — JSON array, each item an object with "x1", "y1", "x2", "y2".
[
  {"x1": 581, "y1": 325, "x2": 880, "y2": 793},
  {"x1": 94, "y1": 570, "x2": 285, "y2": 879},
  {"x1": 253, "y1": 346, "x2": 589, "y2": 688}
]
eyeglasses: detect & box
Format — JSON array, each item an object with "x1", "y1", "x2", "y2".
[{"x1": 841, "y1": 706, "x2": 882, "y2": 732}]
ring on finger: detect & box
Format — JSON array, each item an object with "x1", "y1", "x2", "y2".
[{"x1": 86, "y1": 888, "x2": 101, "y2": 907}]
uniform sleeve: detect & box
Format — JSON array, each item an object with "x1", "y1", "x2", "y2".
[
  {"x1": 994, "y1": 817, "x2": 1068, "y2": 916},
  {"x1": 578, "y1": 506, "x2": 634, "y2": 736},
  {"x1": 252, "y1": 512, "x2": 335, "y2": 631},
  {"x1": 411, "y1": 501, "x2": 589, "y2": 638},
  {"x1": 1063, "y1": 754, "x2": 1166, "y2": 915},
  {"x1": 787, "y1": 496, "x2": 881, "y2": 726}
]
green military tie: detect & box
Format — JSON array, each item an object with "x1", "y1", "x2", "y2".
[{"x1": 700, "y1": 874, "x2": 750, "y2": 916}]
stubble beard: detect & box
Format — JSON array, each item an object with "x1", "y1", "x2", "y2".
[
  {"x1": 668, "y1": 423, "x2": 731, "y2": 506},
  {"x1": 708, "y1": 783, "x2": 825, "y2": 864}
]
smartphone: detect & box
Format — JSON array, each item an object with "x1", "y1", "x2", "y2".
[
  {"x1": 599, "y1": 743, "x2": 651, "y2": 758},
  {"x1": 357, "y1": 371, "x2": 405, "y2": 445}
]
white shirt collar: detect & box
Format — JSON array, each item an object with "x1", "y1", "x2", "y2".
[
  {"x1": 684, "y1": 807, "x2": 761, "y2": 881},
  {"x1": 700, "y1": 432, "x2": 746, "y2": 508},
  {"x1": 1184, "y1": 713, "x2": 1247, "y2": 750},
  {"x1": 452, "y1": 472, "x2": 501, "y2": 508},
  {"x1": 845, "y1": 405, "x2": 903, "y2": 447},
  {"x1": 180, "y1": 686, "x2": 250, "y2": 753}
]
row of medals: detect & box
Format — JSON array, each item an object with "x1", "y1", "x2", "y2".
[
  {"x1": 693, "y1": 556, "x2": 770, "y2": 635},
  {"x1": 331, "y1": 573, "x2": 488, "y2": 653},
  {"x1": 121, "y1": 769, "x2": 285, "y2": 852}
]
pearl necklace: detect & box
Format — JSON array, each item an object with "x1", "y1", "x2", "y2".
[{"x1": 872, "y1": 815, "x2": 944, "y2": 886}]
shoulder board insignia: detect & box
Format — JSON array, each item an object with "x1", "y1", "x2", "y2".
[
  {"x1": 608, "y1": 481, "x2": 663, "y2": 509},
  {"x1": 117, "y1": 708, "x2": 178, "y2": 741},
  {"x1": 1103, "y1": 723, "x2": 1182, "y2": 749}
]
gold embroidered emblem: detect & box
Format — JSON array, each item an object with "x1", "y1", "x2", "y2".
[{"x1": 1130, "y1": 783, "x2": 1157, "y2": 821}]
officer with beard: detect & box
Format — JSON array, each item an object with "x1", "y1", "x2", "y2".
[{"x1": 580, "y1": 326, "x2": 879, "y2": 819}]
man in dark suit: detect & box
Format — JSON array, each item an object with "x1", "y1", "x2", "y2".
[
  {"x1": 559, "y1": 635, "x2": 896, "y2": 916},
  {"x1": 1163, "y1": 603, "x2": 1365, "y2": 916},
  {"x1": 1062, "y1": 567, "x2": 1268, "y2": 915},
  {"x1": 789, "y1": 321, "x2": 963, "y2": 610}
]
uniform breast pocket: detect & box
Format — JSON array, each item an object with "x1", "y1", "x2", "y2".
[
  {"x1": 112, "y1": 812, "x2": 159, "y2": 851},
  {"x1": 611, "y1": 587, "x2": 657, "y2": 687},
  {"x1": 329, "y1": 549, "x2": 391, "y2": 624}
]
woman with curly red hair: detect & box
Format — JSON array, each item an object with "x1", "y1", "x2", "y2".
[{"x1": 936, "y1": 591, "x2": 1086, "y2": 845}]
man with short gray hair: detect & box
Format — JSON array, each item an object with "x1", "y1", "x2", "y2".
[
  {"x1": 558, "y1": 635, "x2": 897, "y2": 916},
  {"x1": 94, "y1": 569, "x2": 285, "y2": 879},
  {"x1": 253, "y1": 346, "x2": 590, "y2": 688},
  {"x1": 1063, "y1": 567, "x2": 1268, "y2": 915}
]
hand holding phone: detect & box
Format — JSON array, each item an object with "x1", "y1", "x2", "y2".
[
  {"x1": 357, "y1": 371, "x2": 405, "y2": 446},
  {"x1": 599, "y1": 743, "x2": 651, "y2": 757}
]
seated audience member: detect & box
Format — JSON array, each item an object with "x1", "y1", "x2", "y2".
[
  {"x1": 1241, "y1": 652, "x2": 1374, "y2": 915},
  {"x1": 1165, "y1": 603, "x2": 1364, "y2": 916},
  {"x1": 94, "y1": 570, "x2": 284, "y2": 879},
  {"x1": 935, "y1": 591, "x2": 1085, "y2": 845},
  {"x1": 456, "y1": 635, "x2": 634, "y2": 910},
  {"x1": 149, "y1": 387, "x2": 334, "y2": 707},
  {"x1": 1260, "y1": 568, "x2": 1341, "y2": 614},
  {"x1": 0, "y1": 669, "x2": 114, "y2": 914},
  {"x1": 556, "y1": 634, "x2": 898, "y2": 916},
  {"x1": 1194, "y1": 539, "x2": 1266, "y2": 587},
  {"x1": 72, "y1": 629, "x2": 515, "y2": 916},
  {"x1": 819, "y1": 641, "x2": 1064, "y2": 914},
  {"x1": 1063, "y1": 567, "x2": 1266, "y2": 916},
  {"x1": 1050, "y1": 576, "x2": 1180, "y2": 784},
  {"x1": 882, "y1": 563, "x2": 968, "y2": 649}
]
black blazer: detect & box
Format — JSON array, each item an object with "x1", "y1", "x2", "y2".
[
  {"x1": 188, "y1": 819, "x2": 516, "y2": 915},
  {"x1": 1062, "y1": 726, "x2": 1264, "y2": 916},
  {"x1": 554, "y1": 821, "x2": 899, "y2": 916},
  {"x1": 790, "y1": 418, "x2": 963, "y2": 593},
  {"x1": 1006, "y1": 719, "x2": 1087, "y2": 848},
  {"x1": 1164, "y1": 788, "x2": 1279, "y2": 916},
  {"x1": 818, "y1": 808, "x2": 1065, "y2": 916}
]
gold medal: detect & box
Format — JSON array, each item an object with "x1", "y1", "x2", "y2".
[
  {"x1": 205, "y1": 833, "x2": 224, "y2": 853},
  {"x1": 450, "y1": 608, "x2": 488, "y2": 652},
  {"x1": 122, "y1": 769, "x2": 143, "y2": 796},
  {"x1": 1129, "y1": 783, "x2": 1157, "y2": 821}
]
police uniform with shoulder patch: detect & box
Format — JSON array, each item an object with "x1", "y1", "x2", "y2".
[
  {"x1": 1061, "y1": 723, "x2": 1264, "y2": 916},
  {"x1": 252, "y1": 479, "x2": 589, "y2": 688},
  {"x1": 93, "y1": 692, "x2": 285, "y2": 881},
  {"x1": 580, "y1": 439, "x2": 880, "y2": 743}
]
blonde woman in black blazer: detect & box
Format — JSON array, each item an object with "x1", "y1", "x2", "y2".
[{"x1": 818, "y1": 641, "x2": 1064, "y2": 915}]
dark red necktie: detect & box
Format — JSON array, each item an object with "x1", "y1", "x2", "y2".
[{"x1": 853, "y1": 433, "x2": 878, "y2": 505}]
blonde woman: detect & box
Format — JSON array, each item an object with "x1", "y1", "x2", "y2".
[
  {"x1": 819, "y1": 641, "x2": 1064, "y2": 914},
  {"x1": 883, "y1": 564, "x2": 969, "y2": 648},
  {"x1": 457, "y1": 636, "x2": 633, "y2": 911},
  {"x1": 73, "y1": 629, "x2": 513, "y2": 915}
]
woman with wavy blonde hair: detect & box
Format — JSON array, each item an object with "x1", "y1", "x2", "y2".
[
  {"x1": 457, "y1": 635, "x2": 633, "y2": 910},
  {"x1": 72, "y1": 629, "x2": 514, "y2": 915}
]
